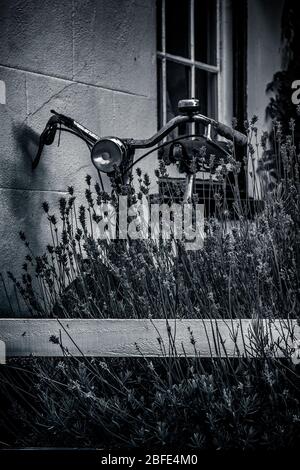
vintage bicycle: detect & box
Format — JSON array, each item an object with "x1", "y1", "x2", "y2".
[{"x1": 32, "y1": 98, "x2": 247, "y2": 204}]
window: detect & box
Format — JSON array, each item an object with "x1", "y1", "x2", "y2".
[
  {"x1": 155, "y1": 0, "x2": 248, "y2": 209},
  {"x1": 157, "y1": 0, "x2": 219, "y2": 136}
]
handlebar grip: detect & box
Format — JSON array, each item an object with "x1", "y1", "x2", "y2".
[
  {"x1": 215, "y1": 122, "x2": 247, "y2": 146},
  {"x1": 32, "y1": 115, "x2": 59, "y2": 169},
  {"x1": 51, "y1": 109, "x2": 74, "y2": 127}
]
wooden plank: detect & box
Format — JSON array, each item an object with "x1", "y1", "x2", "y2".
[{"x1": 0, "y1": 318, "x2": 298, "y2": 359}]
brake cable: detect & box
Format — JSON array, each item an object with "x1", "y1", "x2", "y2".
[
  {"x1": 57, "y1": 121, "x2": 62, "y2": 148},
  {"x1": 122, "y1": 133, "x2": 221, "y2": 177}
]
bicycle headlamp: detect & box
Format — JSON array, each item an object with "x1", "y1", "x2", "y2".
[{"x1": 91, "y1": 137, "x2": 127, "y2": 173}]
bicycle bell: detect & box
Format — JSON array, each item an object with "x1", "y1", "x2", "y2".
[{"x1": 178, "y1": 98, "x2": 200, "y2": 115}]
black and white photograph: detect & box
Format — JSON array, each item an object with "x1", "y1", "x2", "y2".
[{"x1": 0, "y1": 0, "x2": 299, "y2": 463}]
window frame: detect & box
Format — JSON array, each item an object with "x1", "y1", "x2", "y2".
[
  {"x1": 157, "y1": 0, "x2": 220, "y2": 129},
  {"x1": 156, "y1": 0, "x2": 233, "y2": 131}
]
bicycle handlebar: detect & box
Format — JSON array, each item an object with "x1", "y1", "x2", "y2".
[
  {"x1": 50, "y1": 110, "x2": 99, "y2": 143},
  {"x1": 125, "y1": 114, "x2": 247, "y2": 148},
  {"x1": 49, "y1": 109, "x2": 247, "y2": 148},
  {"x1": 32, "y1": 105, "x2": 247, "y2": 170},
  {"x1": 32, "y1": 111, "x2": 99, "y2": 169},
  {"x1": 214, "y1": 121, "x2": 247, "y2": 146}
]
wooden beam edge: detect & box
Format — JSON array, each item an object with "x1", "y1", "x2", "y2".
[{"x1": 0, "y1": 318, "x2": 298, "y2": 359}]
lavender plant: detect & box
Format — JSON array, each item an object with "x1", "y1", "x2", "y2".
[
  {"x1": 5, "y1": 118, "x2": 300, "y2": 322},
  {"x1": 0, "y1": 118, "x2": 300, "y2": 450},
  {"x1": 1, "y1": 353, "x2": 299, "y2": 449}
]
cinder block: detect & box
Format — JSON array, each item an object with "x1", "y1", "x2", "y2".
[
  {"x1": 73, "y1": 0, "x2": 156, "y2": 97},
  {"x1": 0, "y1": 0, "x2": 73, "y2": 79},
  {"x1": 112, "y1": 91, "x2": 157, "y2": 139}
]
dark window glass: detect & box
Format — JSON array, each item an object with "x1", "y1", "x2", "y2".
[
  {"x1": 195, "y1": 0, "x2": 217, "y2": 65},
  {"x1": 195, "y1": 69, "x2": 217, "y2": 133},
  {"x1": 195, "y1": 69, "x2": 217, "y2": 117},
  {"x1": 165, "y1": 0, "x2": 190, "y2": 58},
  {"x1": 167, "y1": 61, "x2": 190, "y2": 135},
  {"x1": 166, "y1": 61, "x2": 190, "y2": 119}
]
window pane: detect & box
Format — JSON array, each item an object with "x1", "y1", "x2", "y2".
[
  {"x1": 195, "y1": 0, "x2": 217, "y2": 65},
  {"x1": 167, "y1": 61, "x2": 190, "y2": 135},
  {"x1": 195, "y1": 69, "x2": 217, "y2": 133},
  {"x1": 166, "y1": 0, "x2": 190, "y2": 58},
  {"x1": 195, "y1": 69, "x2": 217, "y2": 117},
  {"x1": 156, "y1": 0, "x2": 162, "y2": 52}
]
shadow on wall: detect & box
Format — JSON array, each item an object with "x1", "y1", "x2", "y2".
[
  {"x1": 0, "y1": 120, "x2": 67, "y2": 317},
  {"x1": 0, "y1": 123, "x2": 36, "y2": 315},
  {"x1": 13, "y1": 123, "x2": 40, "y2": 171}
]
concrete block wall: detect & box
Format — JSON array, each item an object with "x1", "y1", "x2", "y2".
[{"x1": 0, "y1": 0, "x2": 157, "y2": 314}]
